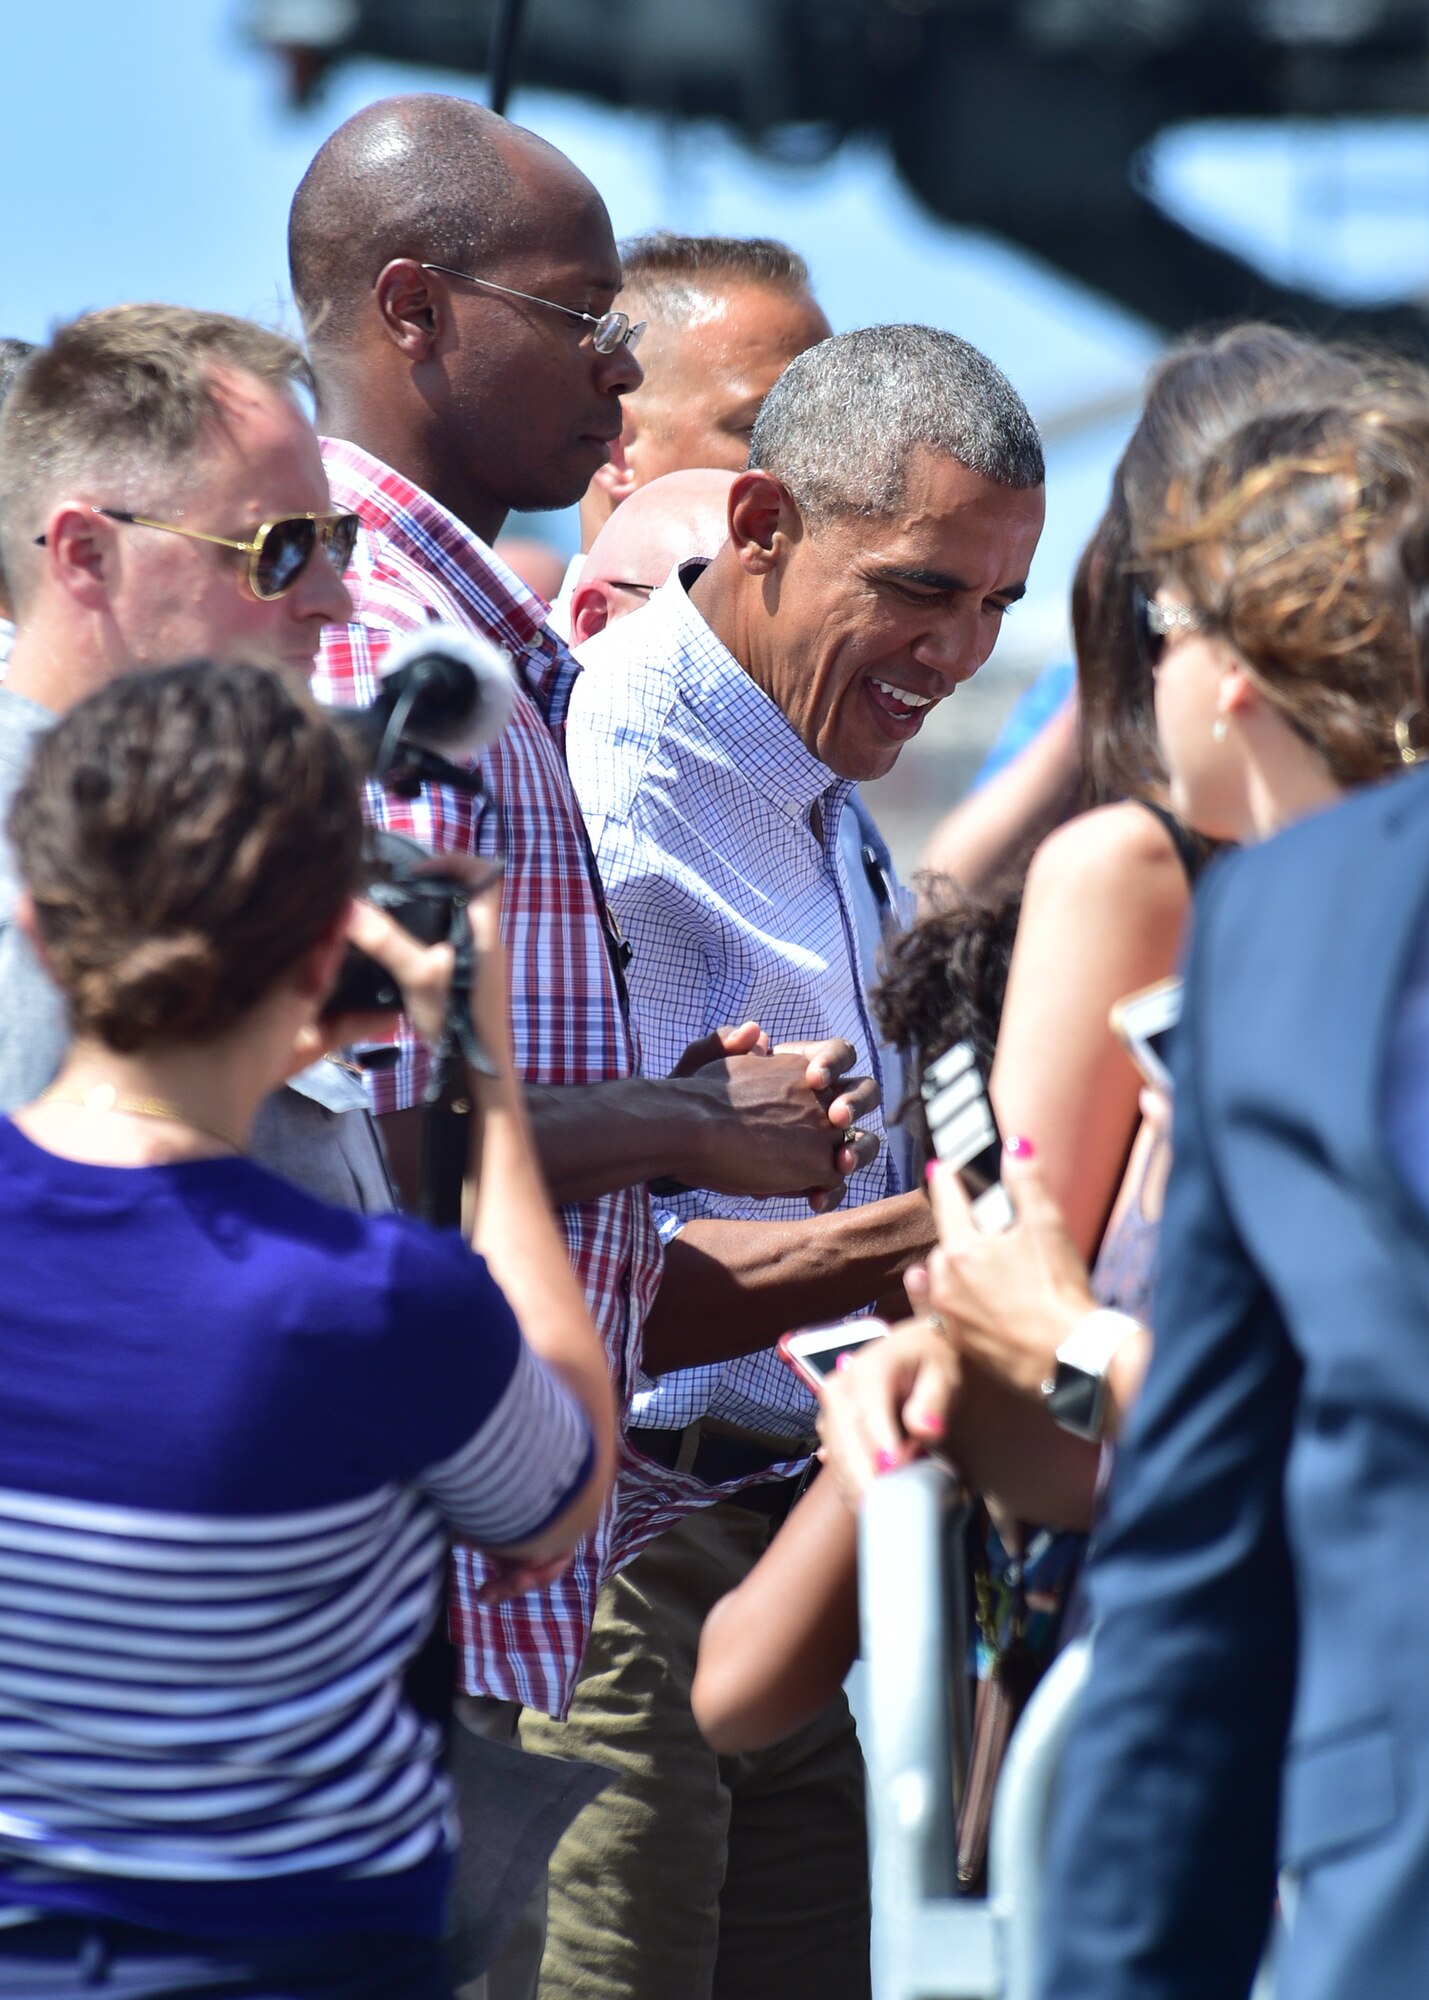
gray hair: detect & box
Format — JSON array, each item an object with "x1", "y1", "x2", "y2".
[{"x1": 748, "y1": 324, "x2": 1043, "y2": 522}]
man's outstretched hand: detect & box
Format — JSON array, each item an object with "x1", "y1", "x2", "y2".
[{"x1": 777, "y1": 1037, "x2": 884, "y2": 1200}]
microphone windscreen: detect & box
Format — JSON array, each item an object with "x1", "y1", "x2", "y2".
[{"x1": 376, "y1": 625, "x2": 517, "y2": 758}]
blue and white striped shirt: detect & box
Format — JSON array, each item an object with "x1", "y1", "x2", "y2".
[
  {"x1": 0, "y1": 1120, "x2": 592, "y2": 1938},
  {"x1": 569, "y1": 569, "x2": 896, "y2": 1440}
]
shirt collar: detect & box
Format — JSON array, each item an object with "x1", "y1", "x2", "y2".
[
  {"x1": 651, "y1": 567, "x2": 852, "y2": 823},
  {"x1": 284, "y1": 1056, "x2": 372, "y2": 1113},
  {"x1": 0, "y1": 687, "x2": 56, "y2": 782},
  {"x1": 321, "y1": 437, "x2": 580, "y2": 730},
  {"x1": 0, "y1": 686, "x2": 54, "y2": 729}
]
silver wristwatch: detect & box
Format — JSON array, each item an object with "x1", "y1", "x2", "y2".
[{"x1": 1041, "y1": 1308, "x2": 1144, "y2": 1442}]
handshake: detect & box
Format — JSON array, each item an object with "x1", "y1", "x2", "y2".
[
  {"x1": 306, "y1": 865, "x2": 880, "y2": 1219},
  {"x1": 666, "y1": 1019, "x2": 881, "y2": 1213}
]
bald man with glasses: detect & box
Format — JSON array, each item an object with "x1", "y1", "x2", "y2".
[{"x1": 292, "y1": 92, "x2": 880, "y2": 2000}]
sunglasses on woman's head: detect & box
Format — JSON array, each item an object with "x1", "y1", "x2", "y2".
[
  {"x1": 35, "y1": 508, "x2": 362, "y2": 601},
  {"x1": 1131, "y1": 584, "x2": 1202, "y2": 671}
]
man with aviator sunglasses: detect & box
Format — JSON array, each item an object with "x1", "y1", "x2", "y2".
[
  {"x1": 5, "y1": 327, "x2": 354, "y2": 680},
  {"x1": 0, "y1": 303, "x2": 388, "y2": 1208}
]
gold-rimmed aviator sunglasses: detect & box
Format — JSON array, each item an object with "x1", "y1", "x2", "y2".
[{"x1": 36, "y1": 508, "x2": 361, "y2": 601}]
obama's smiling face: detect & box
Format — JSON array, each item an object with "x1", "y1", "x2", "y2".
[{"x1": 738, "y1": 446, "x2": 1044, "y2": 782}]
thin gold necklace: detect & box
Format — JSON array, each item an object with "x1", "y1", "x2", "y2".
[{"x1": 38, "y1": 1082, "x2": 245, "y2": 1155}]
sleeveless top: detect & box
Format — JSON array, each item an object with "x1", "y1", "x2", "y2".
[{"x1": 1089, "y1": 796, "x2": 1207, "y2": 1324}]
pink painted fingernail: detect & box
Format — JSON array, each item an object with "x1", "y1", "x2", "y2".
[
  {"x1": 835, "y1": 1352, "x2": 853, "y2": 1373},
  {"x1": 919, "y1": 1412, "x2": 946, "y2": 1440},
  {"x1": 1005, "y1": 1135, "x2": 1035, "y2": 1159},
  {"x1": 924, "y1": 1160, "x2": 938, "y2": 1184},
  {"x1": 875, "y1": 1449, "x2": 900, "y2": 1475}
]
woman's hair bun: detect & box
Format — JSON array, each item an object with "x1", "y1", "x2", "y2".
[
  {"x1": 10, "y1": 661, "x2": 363, "y2": 1055},
  {"x1": 71, "y1": 931, "x2": 227, "y2": 1055}
]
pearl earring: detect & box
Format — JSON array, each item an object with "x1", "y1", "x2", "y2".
[{"x1": 1212, "y1": 715, "x2": 1228, "y2": 743}]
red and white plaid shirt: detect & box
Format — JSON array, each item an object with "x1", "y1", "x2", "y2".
[{"x1": 314, "y1": 440, "x2": 714, "y2": 1715}]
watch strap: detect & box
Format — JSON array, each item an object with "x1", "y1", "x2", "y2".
[
  {"x1": 1042, "y1": 1308, "x2": 1144, "y2": 1442},
  {"x1": 1057, "y1": 1307, "x2": 1142, "y2": 1377}
]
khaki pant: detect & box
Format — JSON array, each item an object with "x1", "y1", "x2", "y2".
[{"x1": 521, "y1": 1498, "x2": 871, "y2": 2000}]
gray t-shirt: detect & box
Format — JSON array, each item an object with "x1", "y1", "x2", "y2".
[
  {"x1": 0, "y1": 687, "x2": 67, "y2": 1111},
  {"x1": 0, "y1": 686, "x2": 396, "y2": 1213}
]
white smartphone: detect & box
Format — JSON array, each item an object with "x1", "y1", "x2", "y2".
[
  {"x1": 920, "y1": 1038, "x2": 1015, "y2": 1233},
  {"x1": 1109, "y1": 975, "x2": 1184, "y2": 1095},
  {"x1": 777, "y1": 1319, "x2": 891, "y2": 1393}
]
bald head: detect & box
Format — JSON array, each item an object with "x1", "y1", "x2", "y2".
[
  {"x1": 286, "y1": 94, "x2": 639, "y2": 544},
  {"x1": 570, "y1": 468, "x2": 735, "y2": 644},
  {"x1": 288, "y1": 94, "x2": 596, "y2": 346}
]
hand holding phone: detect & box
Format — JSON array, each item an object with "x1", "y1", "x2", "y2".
[{"x1": 778, "y1": 1319, "x2": 891, "y2": 1393}]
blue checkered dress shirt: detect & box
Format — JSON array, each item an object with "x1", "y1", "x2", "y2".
[{"x1": 568, "y1": 569, "x2": 897, "y2": 1441}]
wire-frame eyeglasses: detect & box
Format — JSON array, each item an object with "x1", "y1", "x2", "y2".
[{"x1": 421, "y1": 263, "x2": 645, "y2": 355}]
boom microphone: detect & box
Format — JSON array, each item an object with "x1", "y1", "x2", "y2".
[{"x1": 323, "y1": 624, "x2": 517, "y2": 793}]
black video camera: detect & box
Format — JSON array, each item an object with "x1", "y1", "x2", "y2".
[
  {"x1": 323, "y1": 830, "x2": 470, "y2": 1018},
  {"x1": 320, "y1": 627, "x2": 515, "y2": 1022}
]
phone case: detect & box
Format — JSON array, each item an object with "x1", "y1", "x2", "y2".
[
  {"x1": 921, "y1": 1040, "x2": 1012, "y2": 1234},
  {"x1": 777, "y1": 1322, "x2": 889, "y2": 1391}
]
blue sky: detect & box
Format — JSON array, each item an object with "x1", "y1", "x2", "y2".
[{"x1": 6, "y1": 4, "x2": 1429, "y2": 661}]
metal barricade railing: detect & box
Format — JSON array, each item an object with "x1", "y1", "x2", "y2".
[
  {"x1": 858, "y1": 1460, "x2": 1093, "y2": 2000},
  {"x1": 988, "y1": 1636, "x2": 1093, "y2": 2000}
]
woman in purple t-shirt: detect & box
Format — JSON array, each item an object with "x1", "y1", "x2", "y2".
[{"x1": 0, "y1": 661, "x2": 614, "y2": 1999}]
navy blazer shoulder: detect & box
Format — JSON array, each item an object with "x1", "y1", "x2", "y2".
[{"x1": 1040, "y1": 769, "x2": 1429, "y2": 2000}]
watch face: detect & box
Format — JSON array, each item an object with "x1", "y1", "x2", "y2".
[{"x1": 1047, "y1": 1359, "x2": 1104, "y2": 1440}]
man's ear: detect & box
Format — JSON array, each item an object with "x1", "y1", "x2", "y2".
[
  {"x1": 41, "y1": 504, "x2": 115, "y2": 613},
  {"x1": 570, "y1": 584, "x2": 612, "y2": 645},
  {"x1": 373, "y1": 259, "x2": 442, "y2": 361},
  {"x1": 726, "y1": 471, "x2": 793, "y2": 578},
  {"x1": 589, "y1": 433, "x2": 635, "y2": 507}
]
